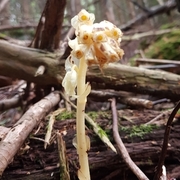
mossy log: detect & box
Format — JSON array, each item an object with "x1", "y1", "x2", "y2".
[{"x1": 0, "y1": 40, "x2": 180, "y2": 99}]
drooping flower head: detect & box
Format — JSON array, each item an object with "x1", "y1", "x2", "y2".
[{"x1": 62, "y1": 9, "x2": 124, "y2": 96}]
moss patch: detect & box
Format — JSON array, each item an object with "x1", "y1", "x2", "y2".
[
  {"x1": 145, "y1": 30, "x2": 180, "y2": 60},
  {"x1": 120, "y1": 124, "x2": 158, "y2": 139},
  {"x1": 56, "y1": 111, "x2": 76, "y2": 121}
]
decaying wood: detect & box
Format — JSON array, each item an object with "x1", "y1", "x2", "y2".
[
  {"x1": 0, "y1": 94, "x2": 23, "y2": 111},
  {"x1": 0, "y1": 91, "x2": 60, "y2": 176},
  {"x1": 57, "y1": 132, "x2": 70, "y2": 180},
  {"x1": 0, "y1": 40, "x2": 64, "y2": 85},
  {"x1": 0, "y1": 40, "x2": 180, "y2": 100},
  {"x1": 90, "y1": 90, "x2": 153, "y2": 109},
  {"x1": 88, "y1": 64, "x2": 180, "y2": 100}
]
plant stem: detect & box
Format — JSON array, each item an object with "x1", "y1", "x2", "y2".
[{"x1": 76, "y1": 57, "x2": 90, "y2": 180}]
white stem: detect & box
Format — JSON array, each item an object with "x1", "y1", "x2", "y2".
[{"x1": 76, "y1": 57, "x2": 90, "y2": 180}]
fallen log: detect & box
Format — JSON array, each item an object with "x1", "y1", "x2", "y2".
[
  {"x1": 0, "y1": 91, "x2": 60, "y2": 176},
  {"x1": 88, "y1": 64, "x2": 180, "y2": 100},
  {"x1": 0, "y1": 40, "x2": 180, "y2": 99}
]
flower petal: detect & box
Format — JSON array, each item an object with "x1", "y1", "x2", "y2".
[
  {"x1": 92, "y1": 31, "x2": 107, "y2": 43},
  {"x1": 78, "y1": 25, "x2": 93, "y2": 44},
  {"x1": 68, "y1": 38, "x2": 78, "y2": 50},
  {"x1": 71, "y1": 9, "x2": 95, "y2": 30},
  {"x1": 77, "y1": 9, "x2": 95, "y2": 25},
  {"x1": 62, "y1": 65, "x2": 77, "y2": 96}
]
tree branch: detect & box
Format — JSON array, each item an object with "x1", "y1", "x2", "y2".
[{"x1": 120, "y1": 0, "x2": 177, "y2": 31}]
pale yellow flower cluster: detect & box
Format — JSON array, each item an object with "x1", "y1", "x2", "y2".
[
  {"x1": 69, "y1": 9, "x2": 124, "y2": 67},
  {"x1": 62, "y1": 9, "x2": 124, "y2": 96}
]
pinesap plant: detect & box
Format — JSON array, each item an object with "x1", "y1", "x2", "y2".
[{"x1": 62, "y1": 9, "x2": 124, "y2": 180}]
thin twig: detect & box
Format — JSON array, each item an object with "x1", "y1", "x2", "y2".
[
  {"x1": 145, "y1": 109, "x2": 171, "y2": 125},
  {"x1": 153, "y1": 100, "x2": 180, "y2": 180},
  {"x1": 111, "y1": 98, "x2": 149, "y2": 180}
]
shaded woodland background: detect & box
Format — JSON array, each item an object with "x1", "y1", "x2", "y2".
[
  {"x1": 1, "y1": 0, "x2": 179, "y2": 58},
  {"x1": 0, "y1": 0, "x2": 180, "y2": 180}
]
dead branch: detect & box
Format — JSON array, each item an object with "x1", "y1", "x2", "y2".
[
  {"x1": 111, "y1": 98, "x2": 149, "y2": 180},
  {"x1": 153, "y1": 101, "x2": 180, "y2": 180},
  {"x1": 120, "y1": 0, "x2": 177, "y2": 31},
  {"x1": 135, "y1": 58, "x2": 180, "y2": 66},
  {"x1": 0, "y1": 94, "x2": 23, "y2": 111},
  {"x1": 57, "y1": 132, "x2": 70, "y2": 180},
  {"x1": 123, "y1": 28, "x2": 179, "y2": 41},
  {"x1": 90, "y1": 90, "x2": 153, "y2": 109},
  {"x1": 0, "y1": 91, "x2": 60, "y2": 176},
  {"x1": 0, "y1": 24, "x2": 37, "y2": 31}
]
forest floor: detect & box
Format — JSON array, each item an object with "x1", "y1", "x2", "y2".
[{"x1": 0, "y1": 84, "x2": 180, "y2": 180}]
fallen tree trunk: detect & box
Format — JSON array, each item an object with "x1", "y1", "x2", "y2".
[
  {"x1": 0, "y1": 40, "x2": 180, "y2": 99},
  {"x1": 88, "y1": 64, "x2": 180, "y2": 100},
  {"x1": 0, "y1": 91, "x2": 60, "y2": 176}
]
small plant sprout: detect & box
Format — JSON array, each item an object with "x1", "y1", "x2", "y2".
[{"x1": 62, "y1": 9, "x2": 124, "y2": 180}]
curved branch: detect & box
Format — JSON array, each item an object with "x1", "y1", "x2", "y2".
[
  {"x1": 153, "y1": 100, "x2": 180, "y2": 180},
  {"x1": 111, "y1": 98, "x2": 149, "y2": 180}
]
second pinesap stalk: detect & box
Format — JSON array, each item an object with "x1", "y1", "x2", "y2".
[{"x1": 76, "y1": 56, "x2": 90, "y2": 180}]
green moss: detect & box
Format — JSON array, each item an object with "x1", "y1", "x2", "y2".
[
  {"x1": 120, "y1": 124, "x2": 158, "y2": 139},
  {"x1": 3, "y1": 29, "x2": 35, "y2": 40},
  {"x1": 99, "y1": 111, "x2": 111, "y2": 119},
  {"x1": 56, "y1": 111, "x2": 76, "y2": 120},
  {"x1": 160, "y1": 23, "x2": 177, "y2": 30},
  {"x1": 98, "y1": 127, "x2": 108, "y2": 138},
  {"x1": 87, "y1": 111, "x2": 99, "y2": 120},
  {"x1": 87, "y1": 111, "x2": 111, "y2": 120},
  {"x1": 145, "y1": 30, "x2": 180, "y2": 60}
]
